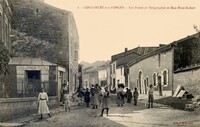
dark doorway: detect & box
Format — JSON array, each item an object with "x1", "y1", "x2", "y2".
[
  {"x1": 25, "y1": 71, "x2": 41, "y2": 96},
  {"x1": 158, "y1": 75, "x2": 163, "y2": 96},
  {"x1": 139, "y1": 71, "x2": 142, "y2": 94},
  {"x1": 144, "y1": 79, "x2": 147, "y2": 94},
  {"x1": 113, "y1": 78, "x2": 116, "y2": 89}
]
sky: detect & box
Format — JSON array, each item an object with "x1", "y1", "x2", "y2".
[{"x1": 45, "y1": 0, "x2": 200, "y2": 63}]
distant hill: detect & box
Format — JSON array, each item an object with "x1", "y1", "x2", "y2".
[{"x1": 80, "y1": 60, "x2": 110, "y2": 70}]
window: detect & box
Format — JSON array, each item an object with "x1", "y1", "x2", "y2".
[
  {"x1": 158, "y1": 54, "x2": 161, "y2": 67},
  {"x1": 0, "y1": 13, "x2": 2, "y2": 42},
  {"x1": 74, "y1": 51, "x2": 78, "y2": 61},
  {"x1": 35, "y1": 8, "x2": 39, "y2": 14},
  {"x1": 146, "y1": 76, "x2": 149, "y2": 87},
  {"x1": 164, "y1": 51, "x2": 167, "y2": 56},
  {"x1": 163, "y1": 69, "x2": 168, "y2": 86}
]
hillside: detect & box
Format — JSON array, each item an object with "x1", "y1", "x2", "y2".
[{"x1": 80, "y1": 60, "x2": 110, "y2": 70}]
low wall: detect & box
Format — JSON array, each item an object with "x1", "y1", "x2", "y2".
[
  {"x1": 154, "y1": 91, "x2": 172, "y2": 97},
  {"x1": 174, "y1": 67, "x2": 200, "y2": 95},
  {"x1": 0, "y1": 96, "x2": 59, "y2": 122}
]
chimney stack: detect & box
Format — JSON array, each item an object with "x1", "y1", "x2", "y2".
[{"x1": 125, "y1": 48, "x2": 128, "y2": 52}]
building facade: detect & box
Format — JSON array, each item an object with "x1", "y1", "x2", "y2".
[
  {"x1": 11, "y1": 0, "x2": 79, "y2": 93},
  {"x1": 128, "y1": 32, "x2": 200, "y2": 96},
  {"x1": 82, "y1": 70, "x2": 98, "y2": 89},
  {"x1": 110, "y1": 47, "x2": 158, "y2": 89},
  {"x1": 0, "y1": 0, "x2": 12, "y2": 50},
  {"x1": 128, "y1": 47, "x2": 173, "y2": 96},
  {"x1": 82, "y1": 62, "x2": 110, "y2": 89},
  {"x1": 8, "y1": 57, "x2": 66, "y2": 98},
  {"x1": 0, "y1": 0, "x2": 13, "y2": 98}
]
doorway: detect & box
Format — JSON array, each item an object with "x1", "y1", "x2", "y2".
[
  {"x1": 25, "y1": 71, "x2": 41, "y2": 96},
  {"x1": 138, "y1": 71, "x2": 143, "y2": 94},
  {"x1": 158, "y1": 75, "x2": 163, "y2": 96}
]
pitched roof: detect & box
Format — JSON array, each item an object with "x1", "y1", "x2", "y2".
[
  {"x1": 111, "y1": 47, "x2": 158, "y2": 67},
  {"x1": 127, "y1": 32, "x2": 199, "y2": 67},
  {"x1": 9, "y1": 57, "x2": 56, "y2": 66},
  {"x1": 116, "y1": 53, "x2": 140, "y2": 68},
  {"x1": 111, "y1": 47, "x2": 158, "y2": 62}
]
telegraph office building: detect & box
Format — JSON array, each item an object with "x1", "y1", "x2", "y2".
[{"x1": 8, "y1": 57, "x2": 66, "y2": 98}]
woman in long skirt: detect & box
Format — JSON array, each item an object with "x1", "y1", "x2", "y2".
[
  {"x1": 92, "y1": 84, "x2": 101, "y2": 109},
  {"x1": 100, "y1": 86, "x2": 110, "y2": 116},
  {"x1": 116, "y1": 84, "x2": 125, "y2": 106},
  {"x1": 37, "y1": 88, "x2": 51, "y2": 119},
  {"x1": 64, "y1": 93, "x2": 71, "y2": 112}
]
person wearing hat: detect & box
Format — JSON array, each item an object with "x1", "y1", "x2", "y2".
[{"x1": 37, "y1": 87, "x2": 51, "y2": 120}]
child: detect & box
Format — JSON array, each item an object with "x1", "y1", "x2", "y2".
[
  {"x1": 126, "y1": 88, "x2": 133, "y2": 103},
  {"x1": 64, "y1": 93, "x2": 71, "y2": 112},
  {"x1": 84, "y1": 88, "x2": 91, "y2": 107},
  {"x1": 133, "y1": 87, "x2": 139, "y2": 106}
]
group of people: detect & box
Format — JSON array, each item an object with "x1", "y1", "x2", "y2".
[
  {"x1": 59, "y1": 83, "x2": 111, "y2": 116},
  {"x1": 116, "y1": 83, "x2": 154, "y2": 108},
  {"x1": 81, "y1": 84, "x2": 110, "y2": 116},
  {"x1": 37, "y1": 80, "x2": 70, "y2": 120},
  {"x1": 116, "y1": 84, "x2": 139, "y2": 107},
  {"x1": 37, "y1": 81, "x2": 154, "y2": 120}
]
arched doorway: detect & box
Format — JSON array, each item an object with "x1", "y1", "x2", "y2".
[
  {"x1": 144, "y1": 79, "x2": 147, "y2": 94},
  {"x1": 158, "y1": 75, "x2": 163, "y2": 96},
  {"x1": 138, "y1": 71, "x2": 143, "y2": 94}
]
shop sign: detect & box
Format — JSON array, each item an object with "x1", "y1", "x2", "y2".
[{"x1": 17, "y1": 66, "x2": 49, "y2": 71}]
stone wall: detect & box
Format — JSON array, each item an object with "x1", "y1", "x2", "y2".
[
  {"x1": 10, "y1": 0, "x2": 72, "y2": 66},
  {"x1": 0, "y1": 96, "x2": 59, "y2": 122},
  {"x1": 174, "y1": 67, "x2": 200, "y2": 95}
]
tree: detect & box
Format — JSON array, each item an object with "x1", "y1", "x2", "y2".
[
  {"x1": 11, "y1": 30, "x2": 58, "y2": 63},
  {"x1": 0, "y1": 46, "x2": 10, "y2": 97}
]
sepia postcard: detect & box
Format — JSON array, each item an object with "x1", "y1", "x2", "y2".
[{"x1": 0, "y1": 0, "x2": 200, "y2": 126}]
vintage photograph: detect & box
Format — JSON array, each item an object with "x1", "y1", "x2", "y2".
[{"x1": 0, "y1": 0, "x2": 200, "y2": 126}]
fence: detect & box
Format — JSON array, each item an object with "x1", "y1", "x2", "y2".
[{"x1": 16, "y1": 79, "x2": 56, "y2": 97}]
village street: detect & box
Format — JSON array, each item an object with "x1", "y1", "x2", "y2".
[{"x1": 4, "y1": 95, "x2": 199, "y2": 127}]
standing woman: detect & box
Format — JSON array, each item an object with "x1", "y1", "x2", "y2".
[
  {"x1": 60, "y1": 80, "x2": 67, "y2": 105},
  {"x1": 90, "y1": 85, "x2": 95, "y2": 107},
  {"x1": 92, "y1": 84, "x2": 100, "y2": 109},
  {"x1": 37, "y1": 88, "x2": 51, "y2": 119},
  {"x1": 133, "y1": 87, "x2": 139, "y2": 106},
  {"x1": 100, "y1": 86, "x2": 110, "y2": 116},
  {"x1": 116, "y1": 84, "x2": 125, "y2": 107}
]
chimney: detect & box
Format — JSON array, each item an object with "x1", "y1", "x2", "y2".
[
  {"x1": 124, "y1": 48, "x2": 128, "y2": 56},
  {"x1": 159, "y1": 44, "x2": 166, "y2": 47},
  {"x1": 125, "y1": 48, "x2": 128, "y2": 52}
]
